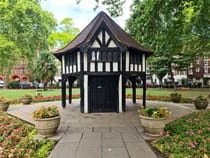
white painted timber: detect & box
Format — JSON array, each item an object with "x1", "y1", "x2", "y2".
[
  {"x1": 119, "y1": 75, "x2": 122, "y2": 112},
  {"x1": 77, "y1": 51, "x2": 80, "y2": 71},
  {"x1": 62, "y1": 55, "x2": 65, "y2": 74},
  {"x1": 135, "y1": 64, "x2": 138, "y2": 71},
  {"x1": 90, "y1": 62, "x2": 95, "y2": 72},
  {"x1": 70, "y1": 65, "x2": 72, "y2": 73},
  {"x1": 126, "y1": 51, "x2": 129, "y2": 71},
  {"x1": 130, "y1": 64, "x2": 133, "y2": 71},
  {"x1": 98, "y1": 31, "x2": 103, "y2": 43},
  {"x1": 98, "y1": 62, "x2": 103, "y2": 72},
  {"x1": 142, "y1": 54, "x2": 145, "y2": 72},
  {"x1": 73, "y1": 65, "x2": 76, "y2": 72},
  {"x1": 105, "y1": 62, "x2": 110, "y2": 72},
  {"x1": 113, "y1": 62, "x2": 118, "y2": 72},
  {"x1": 91, "y1": 40, "x2": 100, "y2": 48},
  {"x1": 105, "y1": 31, "x2": 110, "y2": 44},
  {"x1": 108, "y1": 40, "x2": 117, "y2": 48},
  {"x1": 139, "y1": 65, "x2": 141, "y2": 72},
  {"x1": 84, "y1": 52, "x2": 87, "y2": 71},
  {"x1": 84, "y1": 75, "x2": 88, "y2": 113}
]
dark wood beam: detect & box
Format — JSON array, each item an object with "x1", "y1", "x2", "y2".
[
  {"x1": 61, "y1": 77, "x2": 66, "y2": 108},
  {"x1": 68, "y1": 79, "x2": 72, "y2": 104}
]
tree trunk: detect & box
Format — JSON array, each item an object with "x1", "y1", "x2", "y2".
[
  {"x1": 4, "y1": 64, "x2": 11, "y2": 89},
  {"x1": 168, "y1": 63, "x2": 176, "y2": 89},
  {"x1": 43, "y1": 81, "x2": 48, "y2": 91},
  {"x1": 150, "y1": 72, "x2": 154, "y2": 87},
  {"x1": 158, "y1": 76, "x2": 163, "y2": 90}
]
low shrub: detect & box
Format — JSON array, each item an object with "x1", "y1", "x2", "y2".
[
  {"x1": 0, "y1": 113, "x2": 55, "y2": 158},
  {"x1": 152, "y1": 109, "x2": 210, "y2": 157},
  {"x1": 8, "y1": 81, "x2": 20, "y2": 89}
]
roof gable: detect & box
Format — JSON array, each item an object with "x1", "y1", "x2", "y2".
[{"x1": 54, "y1": 11, "x2": 153, "y2": 57}]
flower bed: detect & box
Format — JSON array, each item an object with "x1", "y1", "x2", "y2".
[
  {"x1": 152, "y1": 109, "x2": 210, "y2": 157},
  {"x1": 10, "y1": 94, "x2": 80, "y2": 104},
  {"x1": 0, "y1": 112, "x2": 55, "y2": 158},
  {"x1": 126, "y1": 94, "x2": 193, "y2": 103}
]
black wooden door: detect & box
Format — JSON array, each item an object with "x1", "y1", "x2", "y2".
[{"x1": 89, "y1": 76, "x2": 118, "y2": 112}]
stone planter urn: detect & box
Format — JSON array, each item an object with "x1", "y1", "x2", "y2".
[
  {"x1": 170, "y1": 95, "x2": 182, "y2": 103},
  {"x1": 0, "y1": 102, "x2": 10, "y2": 111},
  {"x1": 21, "y1": 97, "x2": 32, "y2": 105},
  {"x1": 194, "y1": 96, "x2": 209, "y2": 110},
  {"x1": 0, "y1": 97, "x2": 10, "y2": 112},
  {"x1": 140, "y1": 115, "x2": 166, "y2": 136},
  {"x1": 34, "y1": 116, "x2": 61, "y2": 136}
]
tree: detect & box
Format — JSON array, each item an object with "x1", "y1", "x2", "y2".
[
  {"x1": 32, "y1": 51, "x2": 57, "y2": 91},
  {"x1": 126, "y1": 0, "x2": 209, "y2": 89},
  {"x1": 0, "y1": 0, "x2": 57, "y2": 87},
  {"x1": 48, "y1": 18, "x2": 80, "y2": 49}
]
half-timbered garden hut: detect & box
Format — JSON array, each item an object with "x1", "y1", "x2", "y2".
[{"x1": 54, "y1": 11, "x2": 153, "y2": 113}]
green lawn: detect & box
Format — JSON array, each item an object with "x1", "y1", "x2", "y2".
[{"x1": 0, "y1": 88, "x2": 209, "y2": 100}]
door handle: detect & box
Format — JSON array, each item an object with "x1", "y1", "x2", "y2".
[{"x1": 97, "y1": 86, "x2": 102, "y2": 89}]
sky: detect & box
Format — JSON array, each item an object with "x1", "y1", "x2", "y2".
[{"x1": 40, "y1": 0, "x2": 133, "y2": 31}]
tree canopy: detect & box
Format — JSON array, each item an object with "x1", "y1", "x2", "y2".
[
  {"x1": 126, "y1": 0, "x2": 210, "y2": 88},
  {"x1": 0, "y1": 0, "x2": 57, "y2": 67},
  {"x1": 47, "y1": 18, "x2": 80, "y2": 49}
]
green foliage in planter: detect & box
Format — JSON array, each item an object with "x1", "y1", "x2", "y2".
[
  {"x1": 169, "y1": 92, "x2": 182, "y2": 103},
  {"x1": 22, "y1": 93, "x2": 32, "y2": 98},
  {"x1": 152, "y1": 109, "x2": 210, "y2": 157},
  {"x1": 8, "y1": 81, "x2": 20, "y2": 89},
  {"x1": 0, "y1": 96, "x2": 10, "y2": 103}
]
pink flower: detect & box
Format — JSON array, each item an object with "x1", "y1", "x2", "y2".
[
  {"x1": 198, "y1": 130, "x2": 201, "y2": 134},
  {"x1": 186, "y1": 131, "x2": 189, "y2": 134},
  {"x1": 194, "y1": 141, "x2": 198, "y2": 145},
  {"x1": 168, "y1": 146, "x2": 170, "y2": 149},
  {"x1": 160, "y1": 131, "x2": 163, "y2": 136},
  {"x1": 191, "y1": 132, "x2": 195, "y2": 135}
]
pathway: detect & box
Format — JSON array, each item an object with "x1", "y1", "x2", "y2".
[{"x1": 7, "y1": 99, "x2": 201, "y2": 158}]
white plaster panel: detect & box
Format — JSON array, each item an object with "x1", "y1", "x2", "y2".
[
  {"x1": 135, "y1": 64, "x2": 138, "y2": 71},
  {"x1": 142, "y1": 54, "x2": 145, "y2": 72},
  {"x1": 77, "y1": 51, "x2": 80, "y2": 72},
  {"x1": 98, "y1": 31, "x2": 103, "y2": 43},
  {"x1": 130, "y1": 64, "x2": 133, "y2": 71},
  {"x1": 66, "y1": 66, "x2": 69, "y2": 73},
  {"x1": 119, "y1": 75, "x2": 122, "y2": 112},
  {"x1": 105, "y1": 62, "x2": 110, "y2": 72},
  {"x1": 126, "y1": 51, "x2": 129, "y2": 71},
  {"x1": 98, "y1": 62, "x2": 103, "y2": 72},
  {"x1": 70, "y1": 65, "x2": 72, "y2": 73},
  {"x1": 113, "y1": 62, "x2": 118, "y2": 72},
  {"x1": 105, "y1": 31, "x2": 110, "y2": 44},
  {"x1": 91, "y1": 40, "x2": 100, "y2": 48},
  {"x1": 62, "y1": 55, "x2": 65, "y2": 74},
  {"x1": 73, "y1": 65, "x2": 76, "y2": 72},
  {"x1": 84, "y1": 52, "x2": 87, "y2": 71},
  {"x1": 90, "y1": 62, "x2": 95, "y2": 72},
  {"x1": 108, "y1": 40, "x2": 117, "y2": 48},
  {"x1": 139, "y1": 65, "x2": 142, "y2": 72},
  {"x1": 84, "y1": 75, "x2": 88, "y2": 113}
]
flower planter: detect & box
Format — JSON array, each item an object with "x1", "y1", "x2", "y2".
[
  {"x1": 0, "y1": 102, "x2": 10, "y2": 111},
  {"x1": 194, "y1": 100, "x2": 208, "y2": 110},
  {"x1": 21, "y1": 97, "x2": 32, "y2": 105},
  {"x1": 140, "y1": 115, "x2": 166, "y2": 136},
  {"x1": 34, "y1": 116, "x2": 60, "y2": 136}
]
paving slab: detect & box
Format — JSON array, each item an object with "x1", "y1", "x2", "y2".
[
  {"x1": 102, "y1": 147, "x2": 129, "y2": 158},
  {"x1": 75, "y1": 147, "x2": 101, "y2": 158}
]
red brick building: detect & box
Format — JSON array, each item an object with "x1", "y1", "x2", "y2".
[
  {"x1": 0, "y1": 60, "x2": 29, "y2": 83},
  {"x1": 188, "y1": 57, "x2": 210, "y2": 86}
]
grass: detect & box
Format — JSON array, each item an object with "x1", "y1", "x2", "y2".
[{"x1": 0, "y1": 88, "x2": 209, "y2": 100}]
